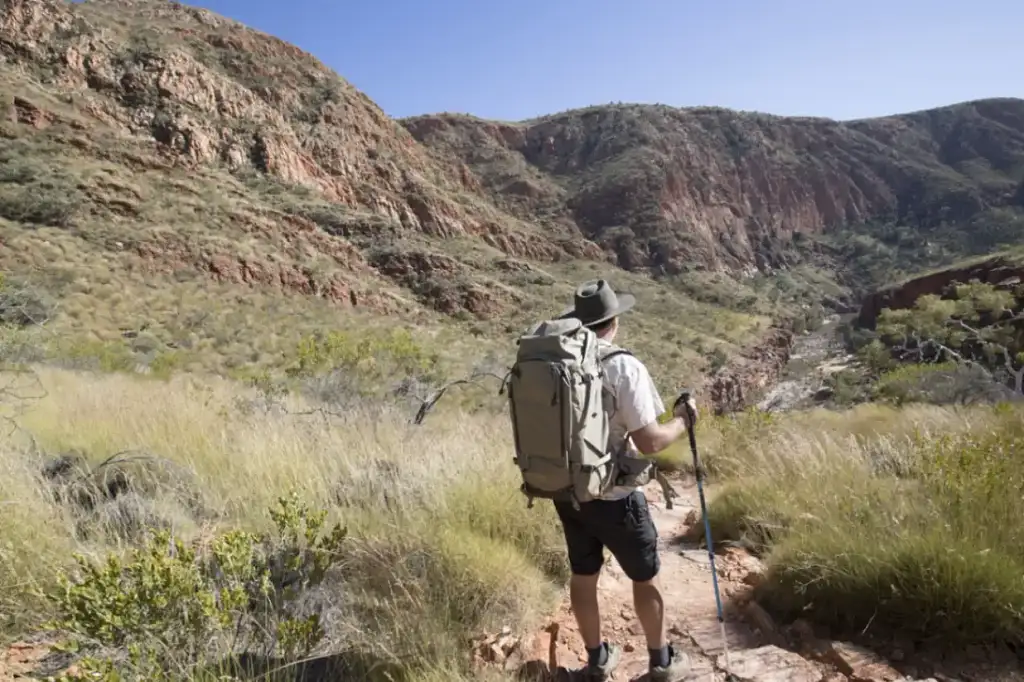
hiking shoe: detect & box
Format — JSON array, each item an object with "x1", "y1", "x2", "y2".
[
  {"x1": 648, "y1": 644, "x2": 690, "y2": 682},
  {"x1": 581, "y1": 642, "x2": 622, "y2": 681}
]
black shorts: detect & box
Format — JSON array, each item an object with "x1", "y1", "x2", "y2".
[{"x1": 553, "y1": 490, "x2": 660, "y2": 583}]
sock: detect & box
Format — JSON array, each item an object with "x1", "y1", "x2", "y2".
[
  {"x1": 586, "y1": 642, "x2": 609, "y2": 667},
  {"x1": 649, "y1": 645, "x2": 670, "y2": 668}
]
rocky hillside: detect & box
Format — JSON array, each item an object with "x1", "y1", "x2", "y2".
[
  {"x1": 0, "y1": 0, "x2": 604, "y2": 309},
  {"x1": 2, "y1": 0, "x2": 1024, "y2": 384},
  {"x1": 403, "y1": 100, "x2": 1024, "y2": 275}
]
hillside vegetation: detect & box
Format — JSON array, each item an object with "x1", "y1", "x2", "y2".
[{"x1": 703, "y1": 402, "x2": 1024, "y2": 644}]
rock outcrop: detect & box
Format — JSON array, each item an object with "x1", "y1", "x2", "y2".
[{"x1": 703, "y1": 327, "x2": 796, "y2": 415}]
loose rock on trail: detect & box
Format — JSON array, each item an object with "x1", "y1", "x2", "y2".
[{"x1": 473, "y1": 476, "x2": 941, "y2": 682}]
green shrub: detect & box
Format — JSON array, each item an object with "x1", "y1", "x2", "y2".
[
  {"x1": 288, "y1": 328, "x2": 437, "y2": 379},
  {"x1": 0, "y1": 155, "x2": 82, "y2": 227},
  {"x1": 875, "y1": 280, "x2": 1024, "y2": 394},
  {"x1": 856, "y1": 338, "x2": 895, "y2": 376},
  {"x1": 823, "y1": 368, "x2": 867, "y2": 406},
  {"x1": 286, "y1": 327, "x2": 443, "y2": 407},
  {"x1": 48, "y1": 338, "x2": 137, "y2": 373},
  {"x1": 872, "y1": 361, "x2": 1010, "y2": 405},
  {"x1": 47, "y1": 492, "x2": 346, "y2": 681}
]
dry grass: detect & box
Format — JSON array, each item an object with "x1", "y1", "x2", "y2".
[
  {"x1": 698, "y1": 400, "x2": 1024, "y2": 644},
  {"x1": 4, "y1": 359, "x2": 1024, "y2": 680},
  {"x1": 0, "y1": 367, "x2": 567, "y2": 680}
]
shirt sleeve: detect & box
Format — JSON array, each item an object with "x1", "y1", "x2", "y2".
[{"x1": 614, "y1": 355, "x2": 666, "y2": 433}]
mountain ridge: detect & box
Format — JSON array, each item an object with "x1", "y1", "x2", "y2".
[
  {"x1": 2, "y1": 0, "x2": 1024, "y2": 383},
  {"x1": 407, "y1": 95, "x2": 1024, "y2": 126},
  {"x1": 403, "y1": 97, "x2": 1024, "y2": 274}
]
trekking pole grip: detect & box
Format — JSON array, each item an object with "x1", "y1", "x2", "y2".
[
  {"x1": 678, "y1": 389, "x2": 705, "y2": 480},
  {"x1": 679, "y1": 389, "x2": 697, "y2": 425}
]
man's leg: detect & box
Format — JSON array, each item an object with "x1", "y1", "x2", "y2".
[
  {"x1": 553, "y1": 501, "x2": 620, "y2": 676},
  {"x1": 633, "y1": 576, "x2": 666, "y2": 650},
  {"x1": 601, "y1": 491, "x2": 689, "y2": 680},
  {"x1": 569, "y1": 571, "x2": 602, "y2": 649}
]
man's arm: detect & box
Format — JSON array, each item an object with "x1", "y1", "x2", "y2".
[
  {"x1": 613, "y1": 356, "x2": 693, "y2": 456},
  {"x1": 630, "y1": 416, "x2": 689, "y2": 456}
]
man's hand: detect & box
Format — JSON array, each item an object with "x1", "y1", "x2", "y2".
[{"x1": 672, "y1": 391, "x2": 698, "y2": 427}]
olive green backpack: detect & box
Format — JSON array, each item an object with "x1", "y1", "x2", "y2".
[{"x1": 506, "y1": 318, "x2": 675, "y2": 509}]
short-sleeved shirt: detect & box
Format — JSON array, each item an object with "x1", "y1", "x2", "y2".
[{"x1": 599, "y1": 339, "x2": 666, "y2": 501}]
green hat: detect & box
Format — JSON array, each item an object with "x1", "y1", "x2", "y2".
[{"x1": 558, "y1": 279, "x2": 635, "y2": 327}]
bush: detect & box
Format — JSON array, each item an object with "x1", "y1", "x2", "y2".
[
  {"x1": 0, "y1": 274, "x2": 57, "y2": 328},
  {"x1": 48, "y1": 492, "x2": 346, "y2": 680},
  {"x1": 872, "y1": 361, "x2": 1014, "y2": 405},
  {"x1": 0, "y1": 155, "x2": 82, "y2": 227},
  {"x1": 856, "y1": 338, "x2": 895, "y2": 376},
  {"x1": 286, "y1": 327, "x2": 443, "y2": 406},
  {"x1": 823, "y1": 368, "x2": 868, "y2": 406},
  {"x1": 874, "y1": 280, "x2": 1024, "y2": 396},
  {"x1": 43, "y1": 336, "x2": 183, "y2": 379}
]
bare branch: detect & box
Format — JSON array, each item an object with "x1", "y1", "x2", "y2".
[
  {"x1": 282, "y1": 405, "x2": 348, "y2": 423},
  {"x1": 0, "y1": 366, "x2": 48, "y2": 436},
  {"x1": 890, "y1": 309, "x2": 1024, "y2": 397},
  {"x1": 411, "y1": 370, "x2": 508, "y2": 425},
  {"x1": 0, "y1": 276, "x2": 57, "y2": 333}
]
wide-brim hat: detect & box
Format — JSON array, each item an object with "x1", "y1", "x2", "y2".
[{"x1": 557, "y1": 279, "x2": 636, "y2": 327}]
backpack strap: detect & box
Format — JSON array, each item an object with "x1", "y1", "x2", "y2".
[
  {"x1": 597, "y1": 346, "x2": 680, "y2": 509},
  {"x1": 598, "y1": 344, "x2": 634, "y2": 364},
  {"x1": 601, "y1": 349, "x2": 633, "y2": 363}
]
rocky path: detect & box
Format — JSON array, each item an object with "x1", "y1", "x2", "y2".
[{"x1": 476, "y1": 476, "x2": 931, "y2": 682}]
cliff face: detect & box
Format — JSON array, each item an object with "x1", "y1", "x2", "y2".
[{"x1": 403, "y1": 100, "x2": 1024, "y2": 275}]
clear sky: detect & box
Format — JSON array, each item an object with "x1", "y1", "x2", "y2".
[{"x1": 182, "y1": 0, "x2": 1021, "y2": 122}]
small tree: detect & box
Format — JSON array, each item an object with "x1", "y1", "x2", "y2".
[{"x1": 877, "y1": 281, "x2": 1024, "y2": 395}]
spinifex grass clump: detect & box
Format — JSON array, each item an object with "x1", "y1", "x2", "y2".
[{"x1": 704, "y1": 402, "x2": 1024, "y2": 645}]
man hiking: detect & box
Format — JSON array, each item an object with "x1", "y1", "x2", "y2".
[{"x1": 550, "y1": 279, "x2": 695, "y2": 681}]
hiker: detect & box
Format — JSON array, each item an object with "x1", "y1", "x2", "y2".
[{"x1": 548, "y1": 279, "x2": 695, "y2": 681}]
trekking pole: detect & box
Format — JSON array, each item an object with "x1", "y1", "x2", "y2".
[{"x1": 679, "y1": 391, "x2": 737, "y2": 680}]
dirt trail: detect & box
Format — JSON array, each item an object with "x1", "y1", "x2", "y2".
[{"x1": 511, "y1": 478, "x2": 829, "y2": 682}]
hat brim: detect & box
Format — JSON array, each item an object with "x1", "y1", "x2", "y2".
[{"x1": 557, "y1": 292, "x2": 636, "y2": 326}]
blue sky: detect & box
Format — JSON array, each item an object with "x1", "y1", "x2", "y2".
[{"x1": 183, "y1": 0, "x2": 1021, "y2": 122}]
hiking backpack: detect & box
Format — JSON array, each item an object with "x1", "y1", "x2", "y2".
[{"x1": 505, "y1": 317, "x2": 677, "y2": 510}]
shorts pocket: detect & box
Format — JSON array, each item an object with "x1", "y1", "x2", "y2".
[{"x1": 624, "y1": 492, "x2": 654, "y2": 533}]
